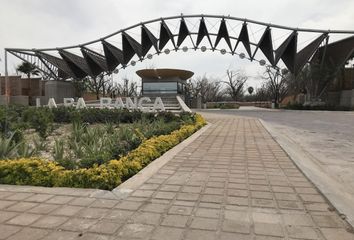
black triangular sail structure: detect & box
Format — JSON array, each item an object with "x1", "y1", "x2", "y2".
[
  {"x1": 59, "y1": 50, "x2": 91, "y2": 78},
  {"x1": 295, "y1": 33, "x2": 327, "y2": 75},
  {"x1": 252, "y1": 27, "x2": 275, "y2": 65},
  {"x1": 159, "y1": 20, "x2": 176, "y2": 51},
  {"x1": 7, "y1": 15, "x2": 354, "y2": 81},
  {"x1": 234, "y1": 23, "x2": 252, "y2": 58},
  {"x1": 36, "y1": 51, "x2": 74, "y2": 78},
  {"x1": 214, "y1": 19, "x2": 233, "y2": 52},
  {"x1": 81, "y1": 47, "x2": 108, "y2": 76},
  {"x1": 141, "y1": 25, "x2": 159, "y2": 56},
  {"x1": 312, "y1": 35, "x2": 354, "y2": 69},
  {"x1": 122, "y1": 32, "x2": 142, "y2": 64},
  {"x1": 177, "y1": 18, "x2": 191, "y2": 47},
  {"x1": 196, "y1": 18, "x2": 213, "y2": 48},
  {"x1": 275, "y1": 31, "x2": 298, "y2": 73},
  {"x1": 102, "y1": 40, "x2": 124, "y2": 71}
]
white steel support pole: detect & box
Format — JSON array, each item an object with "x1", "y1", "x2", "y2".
[
  {"x1": 0, "y1": 52, "x2": 2, "y2": 95},
  {"x1": 4, "y1": 50, "x2": 9, "y2": 104}
]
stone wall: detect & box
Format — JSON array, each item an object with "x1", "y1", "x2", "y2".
[
  {"x1": 43, "y1": 80, "x2": 76, "y2": 104},
  {"x1": 10, "y1": 96, "x2": 29, "y2": 105},
  {"x1": 327, "y1": 92, "x2": 341, "y2": 106},
  {"x1": 328, "y1": 90, "x2": 354, "y2": 107},
  {"x1": 339, "y1": 90, "x2": 354, "y2": 107},
  {"x1": 0, "y1": 95, "x2": 8, "y2": 105}
]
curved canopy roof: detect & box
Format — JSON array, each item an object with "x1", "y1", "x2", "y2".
[
  {"x1": 5, "y1": 14, "x2": 354, "y2": 80},
  {"x1": 136, "y1": 68, "x2": 194, "y2": 80}
]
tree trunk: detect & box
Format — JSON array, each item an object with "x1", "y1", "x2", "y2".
[
  {"x1": 28, "y1": 73, "x2": 32, "y2": 105},
  {"x1": 96, "y1": 88, "x2": 100, "y2": 100}
]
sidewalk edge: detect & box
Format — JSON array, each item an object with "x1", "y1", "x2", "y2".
[{"x1": 259, "y1": 119, "x2": 354, "y2": 228}]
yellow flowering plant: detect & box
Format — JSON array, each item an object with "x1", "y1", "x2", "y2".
[{"x1": 0, "y1": 114, "x2": 206, "y2": 190}]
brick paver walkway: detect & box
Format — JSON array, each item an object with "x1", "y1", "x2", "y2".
[{"x1": 0, "y1": 114, "x2": 353, "y2": 240}]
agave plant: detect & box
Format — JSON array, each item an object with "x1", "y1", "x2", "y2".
[
  {"x1": 105, "y1": 122, "x2": 115, "y2": 134},
  {"x1": 52, "y1": 138, "x2": 77, "y2": 169},
  {"x1": 53, "y1": 139, "x2": 65, "y2": 162},
  {"x1": 0, "y1": 134, "x2": 20, "y2": 159},
  {"x1": 16, "y1": 141, "x2": 37, "y2": 158},
  {"x1": 70, "y1": 121, "x2": 88, "y2": 142},
  {"x1": 69, "y1": 140, "x2": 84, "y2": 159},
  {"x1": 32, "y1": 136, "x2": 47, "y2": 152},
  {"x1": 0, "y1": 132, "x2": 38, "y2": 159}
]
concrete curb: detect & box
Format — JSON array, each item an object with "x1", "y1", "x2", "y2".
[
  {"x1": 260, "y1": 119, "x2": 354, "y2": 228},
  {"x1": 112, "y1": 123, "x2": 211, "y2": 198}
]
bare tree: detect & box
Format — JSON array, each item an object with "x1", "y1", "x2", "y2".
[
  {"x1": 114, "y1": 78, "x2": 138, "y2": 97},
  {"x1": 188, "y1": 75, "x2": 223, "y2": 103},
  {"x1": 289, "y1": 63, "x2": 337, "y2": 102},
  {"x1": 222, "y1": 70, "x2": 248, "y2": 101},
  {"x1": 85, "y1": 73, "x2": 111, "y2": 100},
  {"x1": 72, "y1": 79, "x2": 86, "y2": 97},
  {"x1": 254, "y1": 84, "x2": 272, "y2": 101},
  {"x1": 262, "y1": 67, "x2": 290, "y2": 107}
]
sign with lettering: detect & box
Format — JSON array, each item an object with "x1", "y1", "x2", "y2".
[{"x1": 37, "y1": 97, "x2": 166, "y2": 112}]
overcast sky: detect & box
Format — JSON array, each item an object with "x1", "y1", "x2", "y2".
[{"x1": 0, "y1": 0, "x2": 353, "y2": 88}]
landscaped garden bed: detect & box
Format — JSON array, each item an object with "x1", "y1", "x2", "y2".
[{"x1": 0, "y1": 106, "x2": 206, "y2": 190}]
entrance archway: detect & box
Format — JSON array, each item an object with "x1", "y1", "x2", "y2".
[{"x1": 4, "y1": 14, "x2": 354, "y2": 81}]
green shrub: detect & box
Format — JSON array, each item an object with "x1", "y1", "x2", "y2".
[
  {"x1": 54, "y1": 165, "x2": 122, "y2": 189},
  {"x1": 206, "y1": 102, "x2": 240, "y2": 109},
  {"x1": 51, "y1": 106, "x2": 74, "y2": 123},
  {"x1": 0, "y1": 106, "x2": 195, "y2": 130},
  {"x1": 22, "y1": 107, "x2": 54, "y2": 138},
  {"x1": 52, "y1": 107, "x2": 146, "y2": 124},
  {"x1": 0, "y1": 159, "x2": 63, "y2": 187},
  {"x1": 0, "y1": 106, "x2": 25, "y2": 141},
  {"x1": 0, "y1": 114, "x2": 207, "y2": 190}
]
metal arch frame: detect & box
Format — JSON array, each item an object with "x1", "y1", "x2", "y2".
[
  {"x1": 6, "y1": 50, "x2": 58, "y2": 79},
  {"x1": 6, "y1": 14, "x2": 354, "y2": 52},
  {"x1": 4, "y1": 14, "x2": 354, "y2": 84}
]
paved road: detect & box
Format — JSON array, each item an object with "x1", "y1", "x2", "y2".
[{"x1": 1, "y1": 113, "x2": 353, "y2": 239}]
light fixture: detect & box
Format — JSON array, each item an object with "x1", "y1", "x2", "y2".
[
  {"x1": 182, "y1": 46, "x2": 188, "y2": 52},
  {"x1": 281, "y1": 68, "x2": 289, "y2": 75},
  {"x1": 147, "y1": 54, "x2": 153, "y2": 59},
  {"x1": 164, "y1": 49, "x2": 170, "y2": 54},
  {"x1": 220, "y1": 49, "x2": 227, "y2": 55},
  {"x1": 239, "y1": 53, "x2": 246, "y2": 59},
  {"x1": 113, "y1": 69, "x2": 119, "y2": 74},
  {"x1": 259, "y1": 59, "x2": 266, "y2": 66},
  {"x1": 201, "y1": 46, "x2": 207, "y2": 52},
  {"x1": 131, "y1": 60, "x2": 136, "y2": 66}
]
